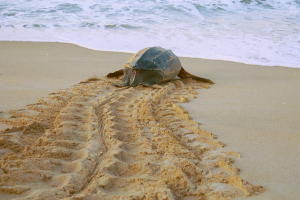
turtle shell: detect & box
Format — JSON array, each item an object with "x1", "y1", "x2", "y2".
[
  {"x1": 106, "y1": 46, "x2": 214, "y2": 86},
  {"x1": 126, "y1": 47, "x2": 182, "y2": 81}
]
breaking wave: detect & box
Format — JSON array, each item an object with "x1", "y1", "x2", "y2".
[{"x1": 0, "y1": 0, "x2": 299, "y2": 67}]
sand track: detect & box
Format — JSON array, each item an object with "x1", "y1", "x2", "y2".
[{"x1": 0, "y1": 78, "x2": 263, "y2": 200}]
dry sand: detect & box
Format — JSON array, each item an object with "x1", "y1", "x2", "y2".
[{"x1": 0, "y1": 41, "x2": 299, "y2": 200}]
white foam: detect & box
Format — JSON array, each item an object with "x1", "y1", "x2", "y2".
[{"x1": 0, "y1": 0, "x2": 299, "y2": 67}]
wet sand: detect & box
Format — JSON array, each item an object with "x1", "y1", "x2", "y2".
[
  {"x1": 0, "y1": 41, "x2": 299, "y2": 199},
  {"x1": 181, "y1": 58, "x2": 300, "y2": 200}
]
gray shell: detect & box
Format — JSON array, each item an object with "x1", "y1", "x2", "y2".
[
  {"x1": 106, "y1": 46, "x2": 214, "y2": 86},
  {"x1": 128, "y1": 47, "x2": 182, "y2": 80}
]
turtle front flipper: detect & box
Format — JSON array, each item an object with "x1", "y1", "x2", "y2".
[
  {"x1": 113, "y1": 82, "x2": 129, "y2": 87},
  {"x1": 178, "y1": 67, "x2": 214, "y2": 84},
  {"x1": 106, "y1": 69, "x2": 124, "y2": 78},
  {"x1": 110, "y1": 67, "x2": 132, "y2": 87}
]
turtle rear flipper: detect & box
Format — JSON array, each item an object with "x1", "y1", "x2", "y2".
[
  {"x1": 106, "y1": 69, "x2": 124, "y2": 78},
  {"x1": 178, "y1": 68, "x2": 214, "y2": 84}
]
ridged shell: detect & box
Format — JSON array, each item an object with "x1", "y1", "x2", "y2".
[{"x1": 125, "y1": 47, "x2": 182, "y2": 80}]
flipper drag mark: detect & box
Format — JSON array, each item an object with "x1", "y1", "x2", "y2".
[{"x1": 0, "y1": 78, "x2": 263, "y2": 200}]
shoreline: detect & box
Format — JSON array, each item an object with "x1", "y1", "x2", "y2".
[
  {"x1": 0, "y1": 40, "x2": 296, "y2": 69},
  {"x1": 1, "y1": 41, "x2": 300, "y2": 199}
]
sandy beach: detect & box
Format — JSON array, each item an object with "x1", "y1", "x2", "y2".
[{"x1": 0, "y1": 41, "x2": 299, "y2": 200}]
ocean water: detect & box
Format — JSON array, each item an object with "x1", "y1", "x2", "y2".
[{"x1": 0, "y1": 0, "x2": 299, "y2": 67}]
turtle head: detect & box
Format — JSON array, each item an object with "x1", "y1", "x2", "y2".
[{"x1": 129, "y1": 69, "x2": 163, "y2": 87}]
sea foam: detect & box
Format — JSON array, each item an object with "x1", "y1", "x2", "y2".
[{"x1": 0, "y1": 0, "x2": 299, "y2": 67}]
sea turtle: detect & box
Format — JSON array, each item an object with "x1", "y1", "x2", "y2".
[{"x1": 107, "y1": 47, "x2": 214, "y2": 86}]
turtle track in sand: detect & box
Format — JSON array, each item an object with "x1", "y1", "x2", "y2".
[{"x1": 0, "y1": 78, "x2": 264, "y2": 200}]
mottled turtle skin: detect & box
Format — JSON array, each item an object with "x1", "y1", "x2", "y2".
[{"x1": 107, "y1": 47, "x2": 214, "y2": 86}]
